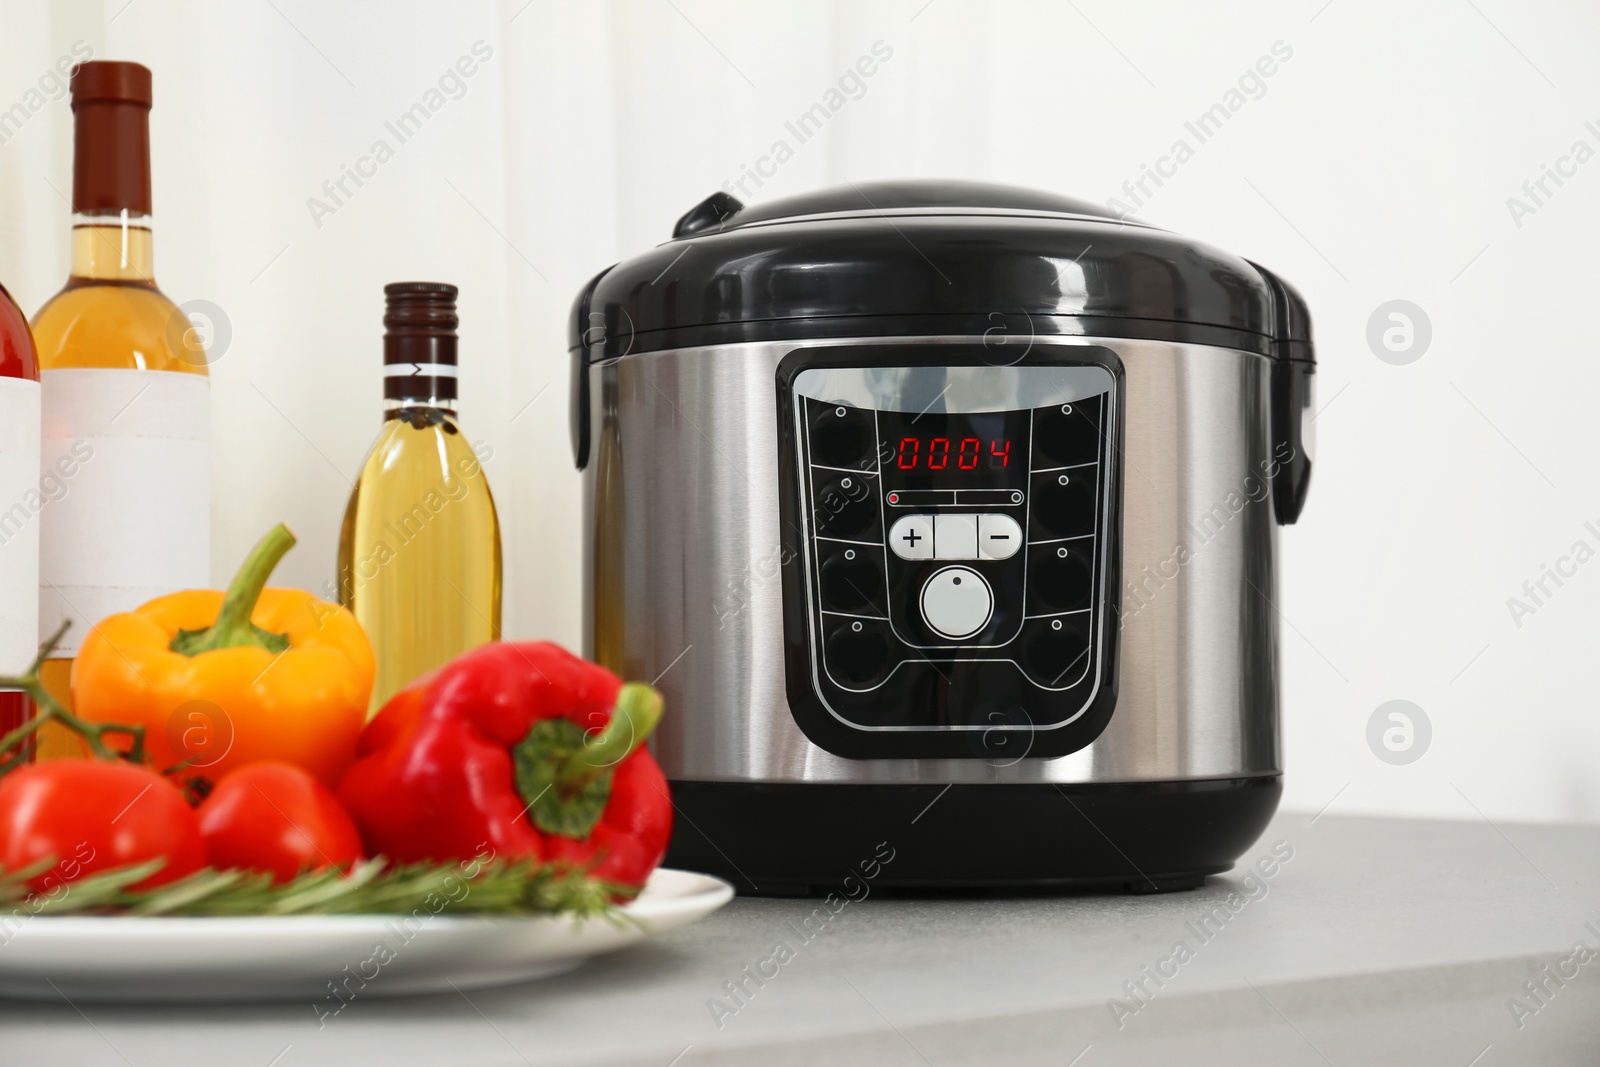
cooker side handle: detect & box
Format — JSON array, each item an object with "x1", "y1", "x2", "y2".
[
  {"x1": 569, "y1": 266, "x2": 614, "y2": 471},
  {"x1": 1271, "y1": 359, "x2": 1315, "y2": 525},
  {"x1": 1248, "y1": 261, "x2": 1315, "y2": 525}
]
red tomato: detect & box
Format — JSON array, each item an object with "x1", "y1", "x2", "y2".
[
  {"x1": 0, "y1": 761, "x2": 206, "y2": 892},
  {"x1": 198, "y1": 761, "x2": 363, "y2": 884}
]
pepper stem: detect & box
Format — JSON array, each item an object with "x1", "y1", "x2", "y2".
[
  {"x1": 0, "y1": 621, "x2": 148, "y2": 773},
  {"x1": 556, "y1": 683, "x2": 663, "y2": 794},
  {"x1": 513, "y1": 683, "x2": 665, "y2": 839},
  {"x1": 169, "y1": 524, "x2": 296, "y2": 657}
]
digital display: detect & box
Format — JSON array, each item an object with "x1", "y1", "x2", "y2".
[
  {"x1": 894, "y1": 436, "x2": 1011, "y2": 471},
  {"x1": 877, "y1": 408, "x2": 1029, "y2": 487}
]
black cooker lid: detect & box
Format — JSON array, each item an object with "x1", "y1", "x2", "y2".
[{"x1": 570, "y1": 179, "x2": 1313, "y2": 363}]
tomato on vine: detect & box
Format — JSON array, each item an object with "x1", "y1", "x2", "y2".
[
  {"x1": 0, "y1": 760, "x2": 205, "y2": 891},
  {"x1": 199, "y1": 761, "x2": 363, "y2": 884}
]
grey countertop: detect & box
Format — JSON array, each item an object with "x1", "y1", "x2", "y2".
[{"x1": 4, "y1": 813, "x2": 1598, "y2": 1066}]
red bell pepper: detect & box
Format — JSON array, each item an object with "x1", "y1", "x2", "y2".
[{"x1": 336, "y1": 642, "x2": 672, "y2": 887}]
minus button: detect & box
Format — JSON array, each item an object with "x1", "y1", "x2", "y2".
[{"x1": 977, "y1": 513, "x2": 1023, "y2": 560}]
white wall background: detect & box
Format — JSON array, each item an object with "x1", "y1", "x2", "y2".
[{"x1": 2, "y1": 0, "x2": 1598, "y2": 826}]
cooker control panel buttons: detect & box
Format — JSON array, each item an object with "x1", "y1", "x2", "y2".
[
  {"x1": 815, "y1": 474, "x2": 879, "y2": 540},
  {"x1": 1019, "y1": 615, "x2": 1091, "y2": 688},
  {"x1": 889, "y1": 512, "x2": 1020, "y2": 561},
  {"x1": 808, "y1": 402, "x2": 876, "y2": 468},
  {"x1": 819, "y1": 546, "x2": 885, "y2": 614},
  {"x1": 977, "y1": 514, "x2": 1022, "y2": 560},
  {"x1": 1030, "y1": 469, "x2": 1095, "y2": 539},
  {"x1": 784, "y1": 355, "x2": 1122, "y2": 759},
  {"x1": 932, "y1": 514, "x2": 977, "y2": 559},
  {"x1": 919, "y1": 566, "x2": 993, "y2": 640},
  {"x1": 888, "y1": 515, "x2": 934, "y2": 560},
  {"x1": 1032, "y1": 401, "x2": 1101, "y2": 467},
  {"x1": 1027, "y1": 543, "x2": 1092, "y2": 614},
  {"x1": 825, "y1": 620, "x2": 891, "y2": 687}
]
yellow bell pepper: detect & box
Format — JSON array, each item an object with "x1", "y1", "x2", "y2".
[{"x1": 70, "y1": 524, "x2": 374, "y2": 785}]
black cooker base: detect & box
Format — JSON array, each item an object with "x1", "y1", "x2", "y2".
[{"x1": 663, "y1": 776, "x2": 1282, "y2": 897}]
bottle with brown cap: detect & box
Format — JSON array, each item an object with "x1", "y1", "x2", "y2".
[
  {"x1": 336, "y1": 282, "x2": 501, "y2": 713},
  {"x1": 29, "y1": 61, "x2": 210, "y2": 747}
]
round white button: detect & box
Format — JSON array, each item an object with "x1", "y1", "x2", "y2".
[{"x1": 920, "y1": 566, "x2": 993, "y2": 640}]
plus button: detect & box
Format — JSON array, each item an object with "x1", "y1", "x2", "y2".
[{"x1": 887, "y1": 515, "x2": 935, "y2": 560}]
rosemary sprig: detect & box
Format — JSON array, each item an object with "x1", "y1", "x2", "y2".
[{"x1": 0, "y1": 857, "x2": 638, "y2": 921}]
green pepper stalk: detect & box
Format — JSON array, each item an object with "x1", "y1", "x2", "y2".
[
  {"x1": 169, "y1": 524, "x2": 296, "y2": 657},
  {"x1": 514, "y1": 683, "x2": 664, "y2": 839}
]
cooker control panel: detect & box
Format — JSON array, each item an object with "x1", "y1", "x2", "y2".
[{"x1": 778, "y1": 349, "x2": 1123, "y2": 761}]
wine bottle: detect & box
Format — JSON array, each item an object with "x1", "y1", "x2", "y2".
[
  {"x1": 29, "y1": 61, "x2": 210, "y2": 748},
  {"x1": 337, "y1": 282, "x2": 501, "y2": 713},
  {"x1": 0, "y1": 281, "x2": 41, "y2": 740}
]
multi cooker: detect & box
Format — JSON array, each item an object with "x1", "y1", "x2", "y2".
[{"x1": 570, "y1": 180, "x2": 1314, "y2": 893}]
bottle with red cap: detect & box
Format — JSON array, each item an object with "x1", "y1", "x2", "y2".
[
  {"x1": 29, "y1": 61, "x2": 210, "y2": 748},
  {"x1": 0, "y1": 282, "x2": 41, "y2": 738}
]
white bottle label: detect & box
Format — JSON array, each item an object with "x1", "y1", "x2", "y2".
[
  {"x1": 0, "y1": 377, "x2": 41, "y2": 674},
  {"x1": 39, "y1": 368, "x2": 210, "y2": 656}
]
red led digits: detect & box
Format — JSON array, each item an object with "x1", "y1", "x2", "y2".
[
  {"x1": 897, "y1": 437, "x2": 919, "y2": 470},
  {"x1": 894, "y1": 435, "x2": 1013, "y2": 472}
]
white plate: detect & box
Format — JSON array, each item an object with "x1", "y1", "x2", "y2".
[{"x1": 0, "y1": 867, "x2": 733, "y2": 1003}]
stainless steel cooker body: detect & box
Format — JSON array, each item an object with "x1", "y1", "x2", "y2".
[
  {"x1": 570, "y1": 179, "x2": 1312, "y2": 891},
  {"x1": 582, "y1": 334, "x2": 1281, "y2": 787}
]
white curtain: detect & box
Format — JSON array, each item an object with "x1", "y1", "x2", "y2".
[{"x1": 3, "y1": 0, "x2": 1600, "y2": 824}]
